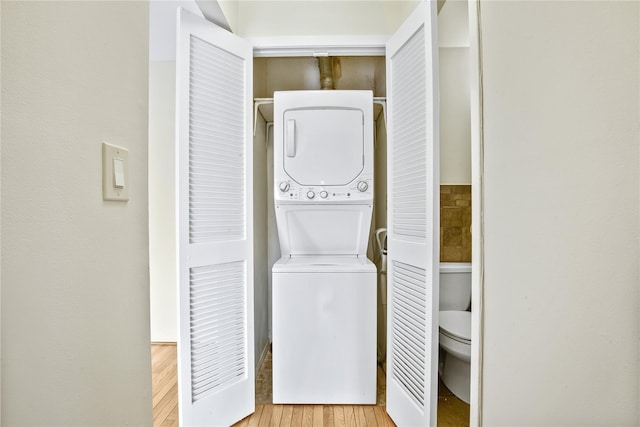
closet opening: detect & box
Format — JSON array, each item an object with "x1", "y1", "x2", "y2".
[{"x1": 251, "y1": 55, "x2": 390, "y2": 408}]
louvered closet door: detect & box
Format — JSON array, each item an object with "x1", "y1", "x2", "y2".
[
  {"x1": 385, "y1": 2, "x2": 440, "y2": 426},
  {"x1": 176, "y1": 9, "x2": 254, "y2": 426}
]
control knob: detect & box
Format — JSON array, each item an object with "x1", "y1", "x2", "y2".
[
  {"x1": 320, "y1": 191, "x2": 328, "y2": 199},
  {"x1": 279, "y1": 182, "x2": 290, "y2": 192},
  {"x1": 307, "y1": 191, "x2": 315, "y2": 199},
  {"x1": 357, "y1": 181, "x2": 369, "y2": 192}
]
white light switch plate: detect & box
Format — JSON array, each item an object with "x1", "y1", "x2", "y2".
[{"x1": 102, "y1": 142, "x2": 129, "y2": 201}]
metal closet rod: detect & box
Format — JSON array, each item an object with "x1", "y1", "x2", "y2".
[{"x1": 253, "y1": 97, "x2": 387, "y2": 137}]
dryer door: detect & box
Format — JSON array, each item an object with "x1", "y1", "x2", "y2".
[{"x1": 283, "y1": 107, "x2": 364, "y2": 186}]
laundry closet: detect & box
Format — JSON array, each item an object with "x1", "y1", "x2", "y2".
[
  {"x1": 166, "y1": 1, "x2": 471, "y2": 425},
  {"x1": 252, "y1": 59, "x2": 387, "y2": 406}
]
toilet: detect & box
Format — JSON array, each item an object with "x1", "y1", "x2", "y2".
[{"x1": 439, "y1": 262, "x2": 472, "y2": 404}]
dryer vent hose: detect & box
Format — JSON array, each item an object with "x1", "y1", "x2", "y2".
[{"x1": 317, "y1": 57, "x2": 341, "y2": 90}]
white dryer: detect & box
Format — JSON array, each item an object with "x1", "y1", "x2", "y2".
[{"x1": 272, "y1": 90, "x2": 377, "y2": 404}]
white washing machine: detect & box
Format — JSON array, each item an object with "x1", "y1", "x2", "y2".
[{"x1": 272, "y1": 90, "x2": 377, "y2": 404}]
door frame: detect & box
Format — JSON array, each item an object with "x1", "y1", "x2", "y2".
[{"x1": 468, "y1": 1, "x2": 484, "y2": 424}]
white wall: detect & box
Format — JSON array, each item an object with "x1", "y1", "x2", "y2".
[
  {"x1": 149, "y1": 61, "x2": 178, "y2": 342},
  {"x1": 231, "y1": 1, "x2": 419, "y2": 37},
  {"x1": 439, "y1": 0, "x2": 469, "y2": 48},
  {"x1": 218, "y1": 0, "x2": 239, "y2": 32},
  {"x1": 480, "y1": 1, "x2": 639, "y2": 424},
  {"x1": 1, "y1": 2, "x2": 152, "y2": 425},
  {"x1": 439, "y1": 0, "x2": 471, "y2": 185},
  {"x1": 439, "y1": 47, "x2": 471, "y2": 184}
]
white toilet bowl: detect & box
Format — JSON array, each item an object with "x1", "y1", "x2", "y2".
[{"x1": 439, "y1": 310, "x2": 471, "y2": 404}]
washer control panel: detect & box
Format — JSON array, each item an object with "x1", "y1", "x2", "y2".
[{"x1": 275, "y1": 175, "x2": 373, "y2": 202}]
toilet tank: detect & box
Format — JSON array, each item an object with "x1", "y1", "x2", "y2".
[{"x1": 439, "y1": 262, "x2": 471, "y2": 311}]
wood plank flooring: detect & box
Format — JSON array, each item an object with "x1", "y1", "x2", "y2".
[
  {"x1": 152, "y1": 343, "x2": 179, "y2": 426},
  {"x1": 233, "y1": 404, "x2": 395, "y2": 427},
  {"x1": 151, "y1": 343, "x2": 468, "y2": 426}
]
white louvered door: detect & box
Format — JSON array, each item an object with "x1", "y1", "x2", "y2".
[
  {"x1": 385, "y1": 2, "x2": 439, "y2": 426},
  {"x1": 176, "y1": 9, "x2": 254, "y2": 426}
]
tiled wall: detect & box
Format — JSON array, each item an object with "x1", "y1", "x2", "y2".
[{"x1": 440, "y1": 185, "x2": 472, "y2": 262}]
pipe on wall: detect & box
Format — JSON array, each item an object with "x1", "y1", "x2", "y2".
[{"x1": 317, "y1": 57, "x2": 341, "y2": 90}]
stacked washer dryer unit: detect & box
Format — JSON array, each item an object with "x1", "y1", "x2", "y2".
[{"x1": 272, "y1": 90, "x2": 376, "y2": 404}]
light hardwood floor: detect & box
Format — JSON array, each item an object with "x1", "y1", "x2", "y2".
[
  {"x1": 151, "y1": 343, "x2": 468, "y2": 426},
  {"x1": 151, "y1": 343, "x2": 394, "y2": 426},
  {"x1": 152, "y1": 344, "x2": 179, "y2": 426},
  {"x1": 233, "y1": 404, "x2": 395, "y2": 426}
]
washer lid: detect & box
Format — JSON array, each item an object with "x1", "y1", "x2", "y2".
[
  {"x1": 273, "y1": 255, "x2": 376, "y2": 273},
  {"x1": 274, "y1": 203, "x2": 372, "y2": 256},
  {"x1": 439, "y1": 310, "x2": 471, "y2": 342}
]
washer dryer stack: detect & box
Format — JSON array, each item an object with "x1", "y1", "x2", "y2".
[{"x1": 272, "y1": 90, "x2": 376, "y2": 404}]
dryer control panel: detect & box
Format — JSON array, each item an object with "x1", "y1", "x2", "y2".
[{"x1": 275, "y1": 176, "x2": 373, "y2": 202}]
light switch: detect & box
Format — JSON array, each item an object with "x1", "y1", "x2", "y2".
[
  {"x1": 102, "y1": 142, "x2": 129, "y2": 202},
  {"x1": 113, "y1": 158, "x2": 125, "y2": 188}
]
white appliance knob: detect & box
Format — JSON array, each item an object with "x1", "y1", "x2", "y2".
[
  {"x1": 307, "y1": 191, "x2": 315, "y2": 199},
  {"x1": 279, "y1": 182, "x2": 290, "y2": 192},
  {"x1": 357, "y1": 181, "x2": 369, "y2": 192},
  {"x1": 320, "y1": 191, "x2": 328, "y2": 199}
]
